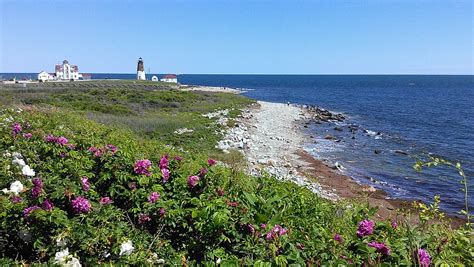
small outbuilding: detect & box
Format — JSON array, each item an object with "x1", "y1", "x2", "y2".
[
  {"x1": 38, "y1": 71, "x2": 55, "y2": 82},
  {"x1": 151, "y1": 75, "x2": 158, "y2": 81},
  {"x1": 160, "y1": 74, "x2": 178, "y2": 83}
]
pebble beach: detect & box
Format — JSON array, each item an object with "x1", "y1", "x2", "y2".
[{"x1": 202, "y1": 91, "x2": 465, "y2": 225}]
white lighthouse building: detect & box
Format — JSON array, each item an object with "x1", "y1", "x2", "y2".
[
  {"x1": 55, "y1": 60, "x2": 82, "y2": 80},
  {"x1": 137, "y1": 57, "x2": 146, "y2": 80},
  {"x1": 37, "y1": 59, "x2": 83, "y2": 82}
]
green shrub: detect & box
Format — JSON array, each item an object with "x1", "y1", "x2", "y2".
[{"x1": 0, "y1": 108, "x2": 472, "y2": 266}]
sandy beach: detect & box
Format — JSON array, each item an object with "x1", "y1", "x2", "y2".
[{"x1": 180, "y1": 85, "x2": 244, "y2": 94}]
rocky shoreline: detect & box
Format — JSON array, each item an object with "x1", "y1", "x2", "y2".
[
  {"x1": 217, "y1": 101, "x2": 341, "y2": 200},
  {"x1": 213, "y1": 100, "x2": 465, "y2": 225}
]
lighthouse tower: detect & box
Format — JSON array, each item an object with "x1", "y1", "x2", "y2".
[{"x1": 137, "y1": 57, "x2": 146, "y2": 80}]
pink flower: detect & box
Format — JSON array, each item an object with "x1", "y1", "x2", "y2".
[
  {"x1": 368, "y1": 241, "x2": 391, "y2": 256},
  {"x1": 357, "y1": 220, "x2": 375, "y2": 238},
  {"x1": 265, "y1": 232, "x2": 274, "y2": 241},
  {"x1": 106, "y1": 144, "x2": 117, "y2": 154},
  {"x1": 334, "y1": 233, "x2": 343, "y2": 243},
  {"x1": 187, "y1": 175, "x2": 200, "y2": 188},
  {"x1": 227, "y1": 201, "x2": 239, "y2": 207},
  {"x1": 199, "y1": 168, "x2": 208, "y2": 177},
  {"x1": 11, "y1": 196, "x2": 22, "y2": 204},
  {"x1": 42, "y1": 199, "x2": 54, "y2": 211},
  {"x1": 56, "y1": 136, "x2": 68, "y2": 145},
  {"x1": 23, "y1": 133, "x2": 32, "y2": 139},
  {"x1": 23, "y1": 206, "x2": 41, "y2": 217},
  {"x1": 138, "y1": 214, "x2": 151, "y2": 224},
  {"x1": 44, "y1": 134, "x2": 68, "y2": 145},
  {"x1": 159, "y1": 155, "x2": 169, "y2": 169},
  {"x1": 217, "y1": 187, "x2": 224, "y2": 196},
  {"x1": 81, "y1": 176, "x2": 90, "y2": 191},
  {"x1": 71, "y1": 196, "x2": 91, "y2": 214},
  {"x1": 88, "y1": 146, "x2": 98, "y2": 153},
  {"x1": 208, "y1": 158, "x2": 217, "y2": 166},
  {"x1": 266, "y1": 225, "x2": 288, "y2": 241},
  {"x1": 279, "y1": 227, "x2": 288, "y2": 236},
  {"x1": 67, "y1": 143, "x2": 76, "y2": 149},
  {"x1": 159, "y1": 208, "x2": 166, "y2": 217},
  {"x1": 134, "y1": 159, "x2": 152, "y2": 176},
  {"x1": 161, "y1": 168, "x2": 170, "y2": 183},
  {"x1": 31, "y1": 186, "x2": 42, "y2": 199},
  {"x1": 247, "y1": 224, "x2": 255, "y2": 234},
  {"x1": 44, "y1": 134, "x2": 56, "y2": 143},
  {"x1": 32, "y1": 178, "x2": 43, "y2": 187},
  {"x1": 94, "y1": 149, "x2": 104, "y2": 157},
  {"x1": 418, "y1": 249, "x2": 431, "y2": 267},
  {"x1": 99, "y1": 197, "x2": 112, "y2": 205},
  {"x1": 148, "y1": 192, "x2": 160, "y2": 203},
  {"x1": 174, "y1": 156, "x2": 183, "y2": 161},
  {"x1": 391, "y1": 220, "x2": 398, "y2": 229},
  {"x1": 260, "y1": 223, "x2": 267, "y2": 229},
  {"x1": 31, "y1": 178, "x2": 43, "y2": 199},
  {"x1": 12, "y1": 122, "x2": 22, "y2": 136}
]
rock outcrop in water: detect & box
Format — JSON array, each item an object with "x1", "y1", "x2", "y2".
[{"x1": 303, "y1": 105, "x2": 346, "y2": 122}]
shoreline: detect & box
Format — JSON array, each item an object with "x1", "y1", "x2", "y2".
[
  {"x1": 214, "y1": 97, "x2": 466, "y2": 227},
  {"x1": 179, "y1": 85, "x2": 244, "y2": 94}
]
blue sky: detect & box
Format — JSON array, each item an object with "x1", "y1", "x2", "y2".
[{"x1": 0, "y1": 0, "x2": 472, "y2": 74}]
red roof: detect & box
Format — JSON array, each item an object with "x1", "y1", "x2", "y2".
[{"x1": 162, "y1": 74, "x2": 177, "y2": 79}]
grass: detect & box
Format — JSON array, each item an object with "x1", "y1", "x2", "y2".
[{"x1": 0, "y1": 81, "x2": 254, "y2": 155}]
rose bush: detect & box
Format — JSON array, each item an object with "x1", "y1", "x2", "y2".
[{"x1": 0, "y1": 108, "x2": 472, "y2": 266}]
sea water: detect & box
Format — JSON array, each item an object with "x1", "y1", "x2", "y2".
[{"x1": 179, "y1": 75, "x2": 473, "y2": 215}]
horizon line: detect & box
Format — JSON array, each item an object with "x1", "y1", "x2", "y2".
[{"x1": 1, "y1": 72, "x2": 473, "y2": 76}]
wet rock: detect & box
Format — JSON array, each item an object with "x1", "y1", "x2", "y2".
[
  {"x1": 374, "y1": 150, "x2": 382, "y2": 154},
  {"x1": 394, "y1": 150, "x2": 409, "y2": 155},
  {"x1": 334, "y1": 127, "x2": 343, "y2": 132},
  {"x1": 324, "y1": 135, "x2": 337, "y2": 140},
  {"x1": 362, "y1": 186, "x2": 377, "y2": 193}
]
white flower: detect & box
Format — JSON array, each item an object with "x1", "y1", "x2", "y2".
[
  {"x1": 64, "y1": 257, "x2": 81, "y2": 267},
  {"x1": 119, "y1": 240, "x2": 134, "y2": 256},
  {"x1": 12, "y1": 152, "x2": 22, "y2": 159},
  {"x1": 12, "y1": 158, "x2": 26, "y2": 167},
  {"x1": 3, "y1": 152, "x2": 11, "y2": 157},
  {"x1": 4, "y1": 116, "x2": 13, "y2": 123},
  {"x1": 1, "y1": 188, "x2": 9, "y2": 194},
  {"x1": 9, "y1": 180, "x2": 24, "y2": 195},
  {"x1": 216, "y1": 258, "x2": 222, "y2": 264},
  {"x1": 22, "y1": 165, "x2": 35, "y2": 176},
  {"x1": 56, "y1": 236, "x2": 68, "y2": 247},
  {"x1": 55, "y1": 248, "x2": 70, "y2": 264}
]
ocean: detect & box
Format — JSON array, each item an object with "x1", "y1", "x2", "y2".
[{"x1": 2, "y1": 73, "x2": 473, "y2": 215}]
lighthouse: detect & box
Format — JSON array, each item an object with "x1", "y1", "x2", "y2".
[{"x1": 137, "y1": 57, "x2": 146, "y2": 80}]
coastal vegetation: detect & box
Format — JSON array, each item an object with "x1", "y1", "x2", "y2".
[{"x1": 0, "y1": 82, "x2": 472, "y2": 265}]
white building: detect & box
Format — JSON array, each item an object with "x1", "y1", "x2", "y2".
[
  {"x1": 160, "y1": 74, "x2": 178, "y2": 83},
  {"x1": 37, "y1": 71, "x2": 55, "y2": 82},
  {"x1": 137, "y1": 57, "x2": 146, "y2": 80},
  {"x1": 55, "y1": 60, "x2": 83, "y2": 80},
  {"x1": 151, "y1": 75, "x2": 158, "y2": 81}
]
